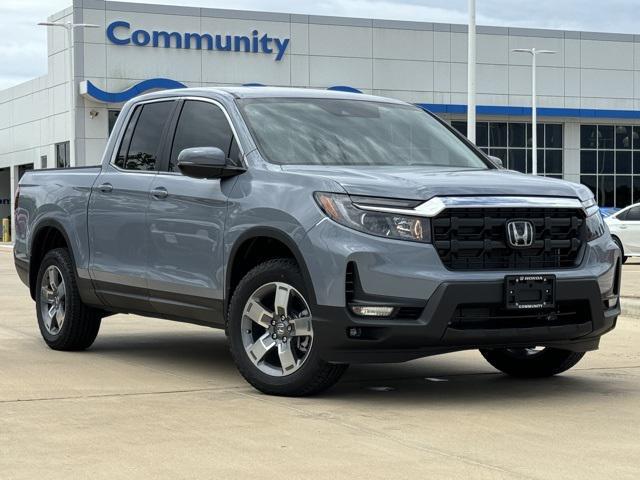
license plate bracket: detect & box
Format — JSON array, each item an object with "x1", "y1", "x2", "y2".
[{"x1": 505, "y1": 275, "x2": 555, "y2": 310}]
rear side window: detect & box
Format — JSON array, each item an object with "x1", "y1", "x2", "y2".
[
  {"x1": 115, "y1": 101, "x2": 174, "y2": 171},
  {"x1": 626, "y1": 206, "x2": 640, "y2": 221},
  {"x1": 168, "y1": 100, "x2": 240, "y2": 172}
]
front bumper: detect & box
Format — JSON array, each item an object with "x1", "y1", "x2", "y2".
[
  {"x1": 302, "y1": 219, "x2": 621, "y2": 363},
  {"x1": 312, "y1": 277, "x2": 620, "y2": 363}
]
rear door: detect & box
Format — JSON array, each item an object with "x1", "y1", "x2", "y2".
[
  {"x1": 146, "y1": 98, "x2": 243, "y2": 325},
  {"x1": 88, "y1": 99, "x2": 176, "y2": 311}
]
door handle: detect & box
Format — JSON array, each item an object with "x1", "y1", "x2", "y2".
[
  {"x1": 98, "y1": 183, "x2": 113, "y2": 193},
  {"x1": 151, "y1": 187, "x2": 168, "y2": 199},
  {"x1": 619, "y1": 225, "x2": 628, "y2": 229}
]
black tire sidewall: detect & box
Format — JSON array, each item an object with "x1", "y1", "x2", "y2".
[
  {"x1": 480, "y1": 347, "x2": 584, "y2": 377},
  {"x1": 613, "y1": 238, "x2": 628, "y2": 264},
  {"x1": 227, "y1": 259, "x2": 334, "y2": 394},
  {"x1": 35, "y1": 248, "x2": 99, "y2": 350}
]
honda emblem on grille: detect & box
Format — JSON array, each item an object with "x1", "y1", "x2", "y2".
[{"x1": 506, "y1": 220, "x2": 534, "y2": 248}]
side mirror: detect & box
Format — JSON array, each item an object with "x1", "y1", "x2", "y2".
[
  {"x1": 488, "y1": 155, "x2": 504, "y2": 168},
  {"x1": 177, "y1": 147, "x2": 245, "y2": 179}
]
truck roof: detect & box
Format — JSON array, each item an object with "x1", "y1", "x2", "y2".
[{"x1": 132, "y1": 86, "x2": 407, "y2": 105}]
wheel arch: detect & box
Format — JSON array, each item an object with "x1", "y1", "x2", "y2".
[
  {"x1": 28, "y1": 220, "x2": 76, "y2": 300},
  {"x1": 611, "y1": 234, "x2": 625, "y2": 257},
  {"x1": 225, "y1": 227, "x2": 316, "y2": 313}
]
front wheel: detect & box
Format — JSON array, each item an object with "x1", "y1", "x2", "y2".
[
  {"x1": 227, "y1": 258, "x2": 348, "y2": 396},
  {"x1": 480, "y1": 347, "x2": 585, "y2": 378}
]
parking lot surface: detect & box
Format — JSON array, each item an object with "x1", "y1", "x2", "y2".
[{"x1": 1, "y1": 247, "x2": 639, "y2": 479}]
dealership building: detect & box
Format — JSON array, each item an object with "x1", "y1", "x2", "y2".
[{"x1": 3, "y1": 0, "x2": 640, "y2": 231}]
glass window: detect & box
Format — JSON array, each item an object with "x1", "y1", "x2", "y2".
[
  {"x1": 476, "y1": 122, "x2": 489, "y2": 147},
  {"x1": 634, "y1": 152, "x2": 640, "y2": 174},
  {"x1": 55, "y1": 141, "x2": 70, "y2": 168},
  {"x1": 616, "y1": 151, "x2": 632, "y2": 174},
  {"x1": 527, "y1": 123, "x2": 544, "y2": 149},
  {"x1": 580, "y1": 151, "x2": 597, "y2": 173},
  {"x1": 546, "y1": 150, "x2": 562, "y2": 174},
  {"x1": 525, "y1": 149, "x2": 543, "y2": 175},
  {"x1": 508, "y1": 123, "x2": 526, "y2": 147},
  {"x1": 616, "y1": 176, "x2": 632, "y2": 208},
  {"x1": 451, "y1": 121, "x2": 466, "y2": 137},
  {"x1": 635, "y1": 177, "x2": 640, "y2": 206},
  {"x1": 598, "y1": 150, "x2": 614, "y2": 174},
  {"x1": 108, "y1": 110, "x2": 120, "y2": 135},
  {"x1": 627, "y1": 206, "x2": 640, "y2": 221},
  {"x1": 240, "y1": 99, "x2": 489, "y2": 168},
  {"x1": 40, "y1": 155, "x2": 47, "y2": 169},
  {"x1": 545, "y1": 124, "x2": 563, "y2": 148},
  {"x1": 616, "y1": 126, "x2": 632, "y2": 149},
  {"x1": 598, "y1": 175, "x2": 615, "y2": 207},
  {"x1": 169, "y1": 100, "x2": 239, "y2": 172},
  {"x1": 581, "y1": 125, "x2": 597, "y2": 149},
  {"x1": 508, "y1": 149, "x2": 525, "y2": 173},
  {"x1": 633, "y1": 126, "x2": 640, "y2": 150},
  {"x1": 489, "y1": 123, "x2": 507, "y2": 147},
  {"x1": 581, "y1": 175, "x2": 597, "y2": 199},
  {"x1": 116, "y1": 101, "x2": 174, "y2": 171},
  {"x1": 598, "y1": 125, "x2": 614, "y2": 149}
]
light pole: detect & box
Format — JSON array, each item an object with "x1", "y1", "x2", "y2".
[
  {"x1": 38, "y1": 21, "x2": 99, "y2": 168},
  {"x1": 511, "y1": 48, "x2": 557, "y2": 175},
  {"x1": 467, "y1": 0, "x2": 476, "y2": 143}
]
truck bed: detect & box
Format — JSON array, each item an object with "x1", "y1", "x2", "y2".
[{"x1": 14, "y1": 166, "x2": 102, "y2": 279}]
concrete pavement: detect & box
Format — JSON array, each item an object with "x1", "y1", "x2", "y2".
[{"x1": 1, "y1": 248, "x2": 639, "y2": 479}]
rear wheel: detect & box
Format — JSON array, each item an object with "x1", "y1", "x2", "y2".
[
  {"x1": 35, "y1": 248, "x2": 101, "y2": 351},
  {"x1": 613, "y1": 237, "x2": 628, "y2": 264},
  {"x1": 480, "y1": 347, "x2": 585, "y2": 378},
  {"x1": 227, "y1": 258, "x2": 348, "y2": 396}
]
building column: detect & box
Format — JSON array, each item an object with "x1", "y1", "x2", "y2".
[
  {"x1": 564, "y1": 121, "x2": 580, "y2": 184},
  {"x1": 9, "y1": 165, "x2": 18, "y2": 243}
]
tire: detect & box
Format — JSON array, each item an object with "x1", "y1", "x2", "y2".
[
  {"x1": 35, "y1": 248, "x2": 102, "y2": 351},
  {"x1": 480, "y1": 347, "x2": 585, "y2": 378},
  {"x1": 613, "y1": 237, "x2": 628, "y2": 264},
  {"x1": 227, "y1": 258, "x2": 348, "y2": 396}
]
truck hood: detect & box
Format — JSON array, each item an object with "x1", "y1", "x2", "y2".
[{"x1": 281, "y1": 165, "x2": 592, "y2": 202}]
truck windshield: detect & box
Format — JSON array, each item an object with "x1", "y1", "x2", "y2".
[{"x1": 238, "y1": 98, "x2": 488, "y2": 168}]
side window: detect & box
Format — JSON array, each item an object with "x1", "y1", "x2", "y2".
[
  {"x1": 114, "y1": 101, "x2": 174, "y2": 171},
  {"x1": 626, "y1": 206, "x2": 640, "y2": 221},
  {"x1": 169, "y1": 100, "x2": 240, "y2": 172}
]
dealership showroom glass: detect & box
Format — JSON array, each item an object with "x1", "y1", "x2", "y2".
[{"x1": 3, "y1": 0, "x2": 640, "y2": 229}]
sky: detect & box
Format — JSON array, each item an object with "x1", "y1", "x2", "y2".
[{"x1": 0, "y1": 0, "x2": 637, "y2": 90}]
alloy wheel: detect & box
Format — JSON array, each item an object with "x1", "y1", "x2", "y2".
[
  {"x1": 241, "y1": 282, "x2": 313, "y2": 377},
  {"x1": 40, "y1": 265, "x2": 66, "y2": 335}
]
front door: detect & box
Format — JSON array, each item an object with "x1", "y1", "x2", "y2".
[
  {"x1": 88, "y1": 99, "x2": 176, "y2": 311},
  {"x1": 146, "y1": 99, "x2": 243, "y2": 325}
]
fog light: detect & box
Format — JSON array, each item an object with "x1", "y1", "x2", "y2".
[
  {"x1": 350, "y1": 305, "x2": 394, "y2": 317},
  {"x1": 347, "y1": 327, "x2": 362, "y2": 338}
]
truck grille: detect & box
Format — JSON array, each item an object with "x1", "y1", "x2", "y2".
[{"x1": 432, "y1": 208, "x2": 585, "y2": 270}]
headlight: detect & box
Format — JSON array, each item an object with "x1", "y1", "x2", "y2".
[
  {"x1": 313, "y1": 192, "x2": 430, "y2": 243},
  {"x1": 585, "y1": 210, "x2": 605, "y2": 241}
]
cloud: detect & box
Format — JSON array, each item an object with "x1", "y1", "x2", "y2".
[{"x1": 0, "y1": 0, "x2": 637, "y2": 90}]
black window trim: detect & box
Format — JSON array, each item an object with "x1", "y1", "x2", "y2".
[
  {"x1": 157, "y1": 96, "x2": 247, "y2": 176},
  {"x1": 109, "y1": 98, "x2": 178, "y2": 174}
]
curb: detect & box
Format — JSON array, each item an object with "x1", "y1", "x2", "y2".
[{"x1": 621, "y1": 297, "x2": 640, "y2": 318}]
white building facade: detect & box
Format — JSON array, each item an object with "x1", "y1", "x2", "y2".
[{"x1": 3, "y1": 0, "x2": 640, "y2": 229}]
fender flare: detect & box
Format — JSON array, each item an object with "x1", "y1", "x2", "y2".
[
  {"x1": 28, "y1": 218, "x2": 78, "y2": 298},
  {"x1": 225, "y1": 226, "x2": 317, "y2": 310}
]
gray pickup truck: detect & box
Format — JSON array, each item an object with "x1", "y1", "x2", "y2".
[{"x1": 14, "y1": 87, "x2": 621, "y2": 396}]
